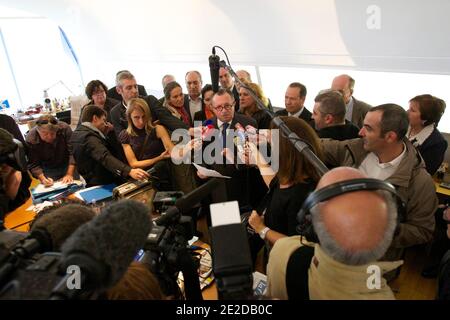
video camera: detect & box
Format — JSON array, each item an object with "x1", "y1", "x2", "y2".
[
  {"x1": 0, "y1": 133, "x2": 27, "y2": 173},
  {"x1": 0, "y1": 230, "x2": 66, "y2": 299}
]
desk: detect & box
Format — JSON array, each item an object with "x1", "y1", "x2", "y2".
[
  {"x1": 435, "y1": 181, "x2": 450, "y2": 197},
  {"x1": 4, "y1": 197, "x2": 36, "y2": 232}
]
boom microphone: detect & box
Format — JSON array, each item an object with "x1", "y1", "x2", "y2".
[
  {"x1": 0, "y1": 204, "x2": 95, "y2": 287},
  {"x1": 31, "y1": 204, "x2": 96, "y2": 251},
  {"x1": 156, "y1": 178, "x2": 221, "y2": 226},
  {"x1": 50, "y1": 200, "x2": 152, "y2": 299},
  {"x1": 209, "y1": 48, "x2": 220, "y2": 93}
]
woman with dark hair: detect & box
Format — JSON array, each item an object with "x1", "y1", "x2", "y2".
[
  {"x1": 245, "y1": 117, "x2": 323, "y2": 260},
  {"x1": 407, "y1": 94, "x2": 447, "y2": 175},
  {"x1": 163, "y1": 81, "x2": 191, "y2": 126},
  {"x1": 238, "y1": 82, "x2": 272, "y2": 129},
  {"x1": 193, "y1": 84, "x2": 215, "y2": 124},
  {"x1": 78, "y1": 80, "x2": 119, "y2": 126}
]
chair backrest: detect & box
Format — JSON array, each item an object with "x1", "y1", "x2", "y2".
[{"x1": 69, "y1": 95, "x2": 89, "y2": 129}]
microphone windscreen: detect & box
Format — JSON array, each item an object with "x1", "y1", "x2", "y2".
[
  {"x1": 31, "y1": 204, "x2": 96, "y2": 251},
  {"x1": 203, "y1": 119, "x2": 213, "y2": 127},
  {"x1": 61, "y1": 199, "x2": 152, "y2": 289}
]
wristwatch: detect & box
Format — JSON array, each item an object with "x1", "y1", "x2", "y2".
[{"x1": 259, "y1": 227, "x2": 270, "y2": 240}]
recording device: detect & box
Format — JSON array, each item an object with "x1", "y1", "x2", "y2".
[
  {"x1": 51, "y1": 200, "x2": 151, "y2": 299},
  {"x1": 233, "y1": 123, "x2": 247, "y2": 154},
  {"x1": 201, "y1": 119, "x2": 215, "y2": 141},
  {"x1": 155, "y1": 178, "x2": 220, "y2": 226},
  {"x1": 296, "y1": 178, "x2": 404, "y2": 243},
  {"x1": 209, "y1": 201, "x2": 253, "y2": 299},
  {"x1": 0, "y1": 200, "x2": 150, "y2": 299},
  {"x1": 141, "y1": 179, "x2": 221, "y2": 300},
  {"x1": 153, "y1": 191, "x2": 184, "y2": 214},
  {"x1": 209, "y1": 47, "x2": 220, "y2": 93},
  {"x1": 112, "y1": 166, "x2": 157, "y2": 207},
  {"x1": 0, "y1": 203, "x2": 90, "y2": 288}
]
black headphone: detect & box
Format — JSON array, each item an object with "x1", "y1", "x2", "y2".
[{"x1": 296, "y1": 178, "x2": 405, "y2": 243}]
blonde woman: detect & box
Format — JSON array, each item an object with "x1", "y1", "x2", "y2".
[
  {"x1": 119, "y1": 98, "x2": 173, "y2": 169},
  {"x1": 238, "y1": 82, "x2": 272, "y2": 129},
  {"x1": 119, "y1": 98, "x2": 198, "y2": 190}
]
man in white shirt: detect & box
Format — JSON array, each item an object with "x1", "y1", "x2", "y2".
[
  {"x1": 321, "y1": 103, "x2": 437, "y2": 261},
  {"x1": 185, "y1": 71, "x2": 203, "y2": 122}
]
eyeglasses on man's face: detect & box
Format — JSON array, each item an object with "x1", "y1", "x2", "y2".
[{"x1": 213, "y1": 103, "x2": 234, "y2": 112}]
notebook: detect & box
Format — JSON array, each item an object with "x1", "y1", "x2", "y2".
[{"x1": 76, "y1": 184, "x2": 116, "y2": 204}]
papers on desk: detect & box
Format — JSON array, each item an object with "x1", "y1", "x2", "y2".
[
  {"x1": 32, "y1": 180, "x2": 83, "y2": 195},
  {"x1": 31, "y1": 180, "x2": 84, "y2": 204},
  {"x1": 193, "y1": 163, "x2": 231, "y2": 179}
]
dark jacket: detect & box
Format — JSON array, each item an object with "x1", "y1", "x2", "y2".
[
  {"x1": 78, "y1": 97, "x2": 119, "y2": 126},
  {"x1": 350, "y1": 97, "x2": 372, "y2": 129},
  {"x1": 317, "y1": 122, "x2": 360, "y2": 141},
  {"x1": 240, "y1": 109, "x2": 272, "y2": 129},
  {"x1": 110, "y1": 95, "x2": 189, "y2": 138},
  {"x1": 70, "y1": 124, "x2": 131, "y2": 187},
  {"x1": 416, "y1": 127, "x2": 448, "y2": 175},
  {"x1": 107, "y1": 85, "x2": 147, "y2": 101},
  {"x1": 275, "y1": 107, "x2": 314, "y2": 127},
  {"x1": 200, "y1": 113, "x2": 258, "y2": 207},
  {"x1": 26, "y1": 121, "x2": 75, "y2": 179}
]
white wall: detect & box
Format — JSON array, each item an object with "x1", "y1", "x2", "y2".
[{"x1": 1, "y1": 0, "x2": 450, "y2": 133}]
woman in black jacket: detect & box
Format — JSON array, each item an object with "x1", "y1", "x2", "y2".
[{"x1": 407, "y1": 94, "x2": 447, "y2": 175}]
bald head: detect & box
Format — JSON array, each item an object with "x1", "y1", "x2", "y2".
[
  {"x1": 311, "y1": 167, "x2": 397, "y2": 265},
  {"x1": 331, "y1": 74, "x2": 354, "y2": 104}
]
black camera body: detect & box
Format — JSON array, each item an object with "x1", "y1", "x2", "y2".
[{"x1": 141, "y1": 214, "x2": 196, "y2": 298}]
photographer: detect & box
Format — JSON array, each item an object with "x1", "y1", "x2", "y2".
[
  {"x1": 0, "y1": 128, "x2": 31, "y2": 223},
  {"x1": 266, "y1": 167, "x2": 402, "y2": 300}
]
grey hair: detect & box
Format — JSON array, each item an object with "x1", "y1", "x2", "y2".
[
  {"x1": 311, "y1": 190, "x2": 398, "y2": 265},
  {"x1": 116, "y1": 71, "x2": 135, "y2": 86}
]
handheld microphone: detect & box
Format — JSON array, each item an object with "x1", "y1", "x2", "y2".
[
  {"x1": 198, "y1": 119, "x2": 215, "y2": 141},
  {"x1": 234, "y1": 123, "x2": 247, "y2": 153},
  {"x1": 209, "y1": 48, "x2": 220, "y2": 93},
  {"x1": 156, "y1": 178, "x2": 220, "y2": 226},
  {"x1": 51, "y1": 200, "x2": 151, "y2": 299},
  {"x1": 245, "y1": 125, "x2": 257, "y2": 136}
]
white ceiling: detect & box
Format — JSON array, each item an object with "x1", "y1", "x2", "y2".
[{"x1": 1, "y1": 0, "x2": 449, "y2": 75}]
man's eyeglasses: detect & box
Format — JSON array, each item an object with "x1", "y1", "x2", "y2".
[
  {"x1": 36, "y1": 118, "x2": 58, "y2": 125},
  {"x1": 213, "y1": 104, "x2": 234, "y2": 112}
]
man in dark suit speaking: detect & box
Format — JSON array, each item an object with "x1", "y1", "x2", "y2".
[{"x1": 196, "y1": 88, "x2": 257, "y2": 208}]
